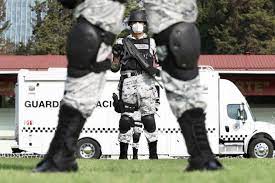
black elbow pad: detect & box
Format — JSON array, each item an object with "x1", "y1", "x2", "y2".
[{"x1": 58, "y1": 0, "x2": 81, "y2": 9}]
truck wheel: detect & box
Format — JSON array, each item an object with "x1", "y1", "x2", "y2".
[
  {"x1": 77, "y1": 138, "x2": 101, "y2": 159},
  {"x1": 248, "y1": 138, "x2": 273, "y2": 158}
]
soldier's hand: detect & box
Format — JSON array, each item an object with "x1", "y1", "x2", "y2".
[{"x1": 112, "y1": 44, "x2": 124, "y2": 58}]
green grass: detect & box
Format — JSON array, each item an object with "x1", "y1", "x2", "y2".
[{"x1": 1, "y1": 158, "x2": 275, "y2": 183}]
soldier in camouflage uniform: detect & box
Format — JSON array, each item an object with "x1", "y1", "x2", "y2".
[
  {"x1": 34, "y1": 0, "x2": 223, "y2": 172},
  {"x1": 112, "y1": 10, "x2": 159, "y2": 160}
]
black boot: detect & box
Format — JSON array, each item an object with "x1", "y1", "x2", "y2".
[
  {"x1": 148, "y1": 141, "x2": 158, "y2": 159},
  {"x1": 132, "y1": 148, "x2": 138, "y2": 160},
  {"x1": 33, "y1": 104, "x2": 86, "y2": 173},
  {"x1": 178, "y1": 108, "x2": 223, "y2": 171},
  {"x1": 119, "y1": 142, "x2": 128, "y2": 159}
]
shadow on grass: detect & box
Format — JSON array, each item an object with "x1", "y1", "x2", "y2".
[{"x1": 0, "y1": 163, "x2": 33, "y2": 171}]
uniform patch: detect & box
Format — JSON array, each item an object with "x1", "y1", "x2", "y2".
[{"x1": 134, "y1": 44, "x2": 149, "y2": 50}]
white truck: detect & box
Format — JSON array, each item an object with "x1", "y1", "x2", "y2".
[{"x1": 1, "y1": 67, "x2": 275, "y2": 158}]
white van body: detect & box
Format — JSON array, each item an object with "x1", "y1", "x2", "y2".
[{"x1": 1, "y1": 67, "x2": 275, "y2": 158}]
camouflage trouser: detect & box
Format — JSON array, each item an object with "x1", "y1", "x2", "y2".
[
  {"x1": 75, "y1": 0, "x2": 197, "y2": 34},
  {"x1": 121, "y1": 73, "x2": 157, "y2": 117},
  {"x1": 161, "y1": 71, "x2": 207, "y2": 118},
  {"x1": 144, "y1": 0, "x2": 198, "y2": 33},
  {"x1": 118, "y1": 73, "x2": 158, "y2": 144},
  {"x1": 74, "y1": 0, "x2": 125, "y2": 34},
  {"x1": 73, "y1": 0, "x2": 202, "y2": 121},
  {"x1": 62, "y1": 72, "x2": 106, "y2": 118},
  {"x1": 131, "y1": 112, "x2": 143, "y2": 149}
]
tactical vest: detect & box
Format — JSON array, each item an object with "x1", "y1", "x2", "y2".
[{"x1": 121, "y1": 38, "x2": 154, "y2": 72}]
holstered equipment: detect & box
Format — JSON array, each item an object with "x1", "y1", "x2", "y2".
[
  {"x1": 112, "y1": 75, "x2": 138, "y2": 113},
  {"x1": 113, "y1": 93, "x2": 138, "y2": 113}
]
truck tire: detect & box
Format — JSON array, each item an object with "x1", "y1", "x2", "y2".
[
  {"x1": 248, "y1": 138, "x2": 273, "y2": 158},
  {"x1": 77, "y1": 138, "x2": 101, "y2": 159}
]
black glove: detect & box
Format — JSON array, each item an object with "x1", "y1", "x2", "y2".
[
  {"x1": 112, "y1": 44, "x2": 124, "y2": 58},
  {"x1": 58, "y1": 0, "x2": 82, "y2": 9}
]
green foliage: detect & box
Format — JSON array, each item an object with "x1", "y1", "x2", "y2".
[
  {"x1": 0, "y1": 0, "x2": 9, "y2": 35},
  {"x1": 20, "y1": 0, "x2": 140, "y2": 54},
  {"x1": 12, "y1": 0, "x2": 275, "y2": 54},
  {"x1": 124, "y1": 0, "x2": 140, "y2": 17},
  {"x1": 117, "y1": 0, "x2": 140, "y2": 38},
  {"x1": 23, "y1": 0, "x2": 74, "y2": 55},
  {"x1": 0, "y1": 0, "x2": 15, "y2": 54},
  {"x1": 197, "y1": 0, "x2": 275, "y2": 54}
]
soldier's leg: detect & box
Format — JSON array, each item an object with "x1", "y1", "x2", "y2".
[
  {"x1": 118, "y1": 76, "x2": 139, "y2": 159},
  {"x1": 142, "y1": 115, "x2": 158, "y2": 159},
  {"x1": 158, "y1": 24, "x2": 222, "y2": 171},
  {"x1": 132, "y1": 121, "x2": 143, "y2": 160},
  {"x1": 34, "y1": 16, "x2": 117, "y2": 172},
  {"x1": 145, "y1": 0, "x2": 223, "y2": 170},
  {"x1": 132, "y1": 130, "x2": 141, "y2": 160},
  {"x1": 118, "y1": 115, "x2": 135, "y2": 159},
  {"x1": 138, "y1": 78, "x2": 158, "y2": 159}
]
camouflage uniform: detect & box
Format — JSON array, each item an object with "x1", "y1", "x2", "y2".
[
  {"x1": 34, "y1": 0, "x2": 222, "y2": 172},
  {"x1": 74, "y1": 0, "x2": 125, "y2": 34},
  {"x1": 70, "y1": 0, "x2": 199, "y2": 119},
  {"x1": 116, "y1": 34, "x2": 159, "y2": 144},
  {"x1": 117, "y1": 73, "x2": 158, "y2": 143},
  {"x1": 61, "y1": 0, "x2": 126, "y2": 119}
]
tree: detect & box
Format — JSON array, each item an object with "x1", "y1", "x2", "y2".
[
  {"x1": 0, "y1": 0, "x2": 15, "y2": 54},
  {"x1": 197, "y1": 0, "x2": 275, "y2": 54},
  {"x1": 19, "y1": 0, "x2": 140, "y2": 54},
  {"x1": 25, "y1": 0, "x2": 74, "y2": 55}
]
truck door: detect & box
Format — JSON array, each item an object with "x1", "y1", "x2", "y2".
[{"x1": 219, "y1": 80, "x2": 254, "y2": 145}]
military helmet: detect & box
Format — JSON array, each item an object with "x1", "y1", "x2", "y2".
[{"x1": 128, "y1": 10, "x2": 147, "y2": 25}]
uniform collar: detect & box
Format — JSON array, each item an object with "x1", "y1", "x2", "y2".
[{"x1": 128, "y1": 33, "x2": 148, "y2": 40}]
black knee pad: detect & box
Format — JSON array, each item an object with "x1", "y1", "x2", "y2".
[
  {"x1": 119, "y1": 115, "x2": 134, "y2": 133},
  {"x1": 66, "y1": 17, "x2": 115, "y2": 77},
  {"x1": 141, "y1": 115, "x2": 156, "y2": 133},
  {"x1": 154, "y1": 22, "x2": 200, "y2": 81}
]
